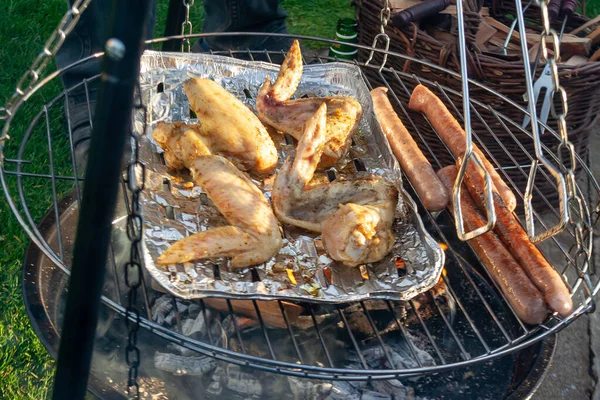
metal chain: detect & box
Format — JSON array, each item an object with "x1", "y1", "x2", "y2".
[
  {"x1": 124, "y1": 83, "x2": 147, "y2": 399},
  {"x1": 0, "y1": 0, "x2": 92, "y2": 139},
  {"x1": 534, "y1": 0, "x2": 594, "y2": 299},
  {"x1": 181, "y1": 0, "x2": 195, "y2": 52},
  {"x1": 365, "y1": 0, "x2": 391, "y2": 70}
]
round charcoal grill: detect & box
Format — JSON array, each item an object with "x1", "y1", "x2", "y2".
[
  {"x1": 23, "y1": 188, "x2": 558, "y2": 399},
  {"x1": 1, "y1": 0, "x2": 599, "y2": 398}
]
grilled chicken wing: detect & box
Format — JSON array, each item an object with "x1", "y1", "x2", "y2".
[
  {"x1": 256, "y1": 40, "x2": 362, "y2": 168},
  {"x1": 322, "y1": 201, "x2": 396, "y2": 266},
  {"x1": 157, "y1": 148, "x2": 282, "y2": 269},
  {"x1": 153, "y1": 78, "x2": 278, "y2": 175},
  {"x1": 272, "y1": 103, "x2": 397, "y2": 266}
]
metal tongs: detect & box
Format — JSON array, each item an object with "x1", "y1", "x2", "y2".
[{"x1": 522, "y1": 0, "x2": 576, "y2": 133}]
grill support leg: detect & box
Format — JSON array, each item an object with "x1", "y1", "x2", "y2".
[{"x1": 51, "y1": 1, "x2": 152, "y2": 399}]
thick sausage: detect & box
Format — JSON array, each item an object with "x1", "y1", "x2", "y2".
[
  {"x1": 371, "y1": 87, "x2": 449, "y2": 211},
  {"x1": 459, "y1": 158, "x2": 574, "y2": 317},
  {"x1": 437, "y1": 166, "x2": 548, "y2": 325},
  {"x1": 409, "y1": 84, "x2": 517, "y2": 212}
]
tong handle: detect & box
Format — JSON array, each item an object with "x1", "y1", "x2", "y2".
[{"x1": 454, "y1": 152, "x2": 497, "y2": 241}]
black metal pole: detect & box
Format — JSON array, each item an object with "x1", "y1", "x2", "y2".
[
  {"x1": 52, "y1": 1, "x2": 151, "y2": 399},
  {"x1": 162, "y1": 0, "x2": 187, "y2": 51}
]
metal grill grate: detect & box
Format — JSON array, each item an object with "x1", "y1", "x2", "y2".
[{"x1": 2, "y1": 35, "x2": 599, "y2": 381}]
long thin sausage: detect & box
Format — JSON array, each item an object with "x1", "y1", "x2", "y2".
[
  {"x1": 437, "y1": 166, "x2": 548, "y2": 325},
  {"x1": 460, "y1": 158, "x2": 573, "y2": 317},
  {"x1": 371, "y1": 87, "x2": 449, "y2": 211},
  {"x1": 409, "y1": 84, "x2": 517, "y2": 212}
]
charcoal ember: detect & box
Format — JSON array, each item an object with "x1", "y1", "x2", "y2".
[
  {"x1": 294, "y1": 312, "x2": 339, "y2": 330},
  {"x1": 222, "y1": 315, "x2": 259, "y2": 334},
  {"x1": 211, "y1": 364, "x2": 227, "y2": 382},
  {"x1": 225, "y1": 365, "x2": 263, "y2": 397},
  {"x1": 163, "y1": 310, "x2": 177, "y2": 326},
  {"x1": 175, "y1": 300, "x2": 188, "y2": 313},
  {"x1": 324, "y1": 381, "x2": 361, "y2": 400},
  {"x1": 370, "y1": 379, "x2": 415, "y2": 400},
  {"x1": 360, "y1": 390, "x2": 392, "y2": 400},
  {"x1": 362, "y1": 343, "x2": 434, "y2": 372},
  {"x1": 390, "y1": 334, "x2": 435, "y2": 369},
  {"x1": 287, "y1": 376, "x2": 333, "y2": 399},
  {"x1": 228, "y1": 338, "x2": 268, "y2": 358},
  {"x1": 410, "y1": 279, "x2": 455, "y2": 322},
  {"x1": 166, "y1": 343, "x2": 197, "y2": 357},
  {"x1": 345, "y1": 311, "x2": 375, "y2": 337},
  {"x1": 153, "y1": 351, "x2": 216, "y2": 375},
  {"x1": 188, "y1": 303, "x2": 201, "y2": 319},
  {"x1": 181, "y1": 309, "x2": 211, "y2": 338},
  {"x1": 152, "y1": 296, "x2": 173, "y2": 324},
  {"x1": 343, "y1": 301, "x2": 390, "y2": 313}
]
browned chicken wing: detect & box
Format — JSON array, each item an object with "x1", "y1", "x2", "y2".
[
  {"x1": 156, "y1": 134, "x2": 282, "y2": 269},
  {"x1": 153, "y1": 78, "x2": 278, "y2": 175},
  {"x1": 272, "y1": 103, "x2": 398, "y2": 266},
  {"x1": 256, "y1": 40, "x2": 363, "y2": 168}
]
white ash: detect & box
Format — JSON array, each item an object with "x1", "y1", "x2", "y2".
[
  {"x1": 181, "y1": 309, "x2": 211, "y2": 338},
  {"x1": 207, "y1": 380, "x2": 223, "y2": 396},
  {"x1": 153, "y1": 351, "x2": 216, "y2": 376},
  {"x1": 225, "y1": 365, "x2": 263, "y2": 397},
  {"x1": 370, "y1": 379, "x2": 415, "y2": 400},
  {"x1": 287, "y1": 376, "x2": 333, "y2": 399},
  {"x1": 187, "y1": 303, "x2": 201, "y2": 319},
  {"x1": 166, "y1": 343, "x2": 198, "y2": 357},
  {"x1": 360, "y1": 390, "x2": 392, "y2": 400},
  {"x1": 152, "y1": 296, "x2": 173, "y2": 324},
  {"x1": 324, "y1": 381, "x2": 361, "y2": 400}
]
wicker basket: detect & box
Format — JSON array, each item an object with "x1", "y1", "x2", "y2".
[{"x1": 356, "y1": 0, "x2": 600, "y2": 206}]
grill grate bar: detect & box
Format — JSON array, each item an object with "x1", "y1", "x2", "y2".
[
  {"x1": 431, "y1": 291, "x2": 471, "y2": 360},
  {"x1": 226, "y1": 299, "x2": 247, "y2": 354},
  {"x1": 441, "y1": 274, "x2": 491, "y2": 354},
  {"x1": 63, "y1": 90, "x2": 82, "y2": 205},
  {"x1": 407, "y1": 299, "x2": 447, "y2": 364},
  {"x1": 252, "y1": 300, "x2": 277, "y2": 360},
  {"x1": 309, "y1": 305, "x2": 335, "y2": 368},
  {"x1": 170, "y1": 295, "x2": 182, "y2": 332},
  {"x1": 450, "y1": 251, "x2": 519, "y2": 340},
  {"x1": 278, "y1": 300, "x2": 304, "y2": 364},
  {"x1": 385, "y1": 301, "x2": 423, "y2": 368},
  {"x1": 360, "y1": 301, "x2": 397, "y2": 368},
  {"x1": 4, "y1": 170, "x2": 85, "y2": 181},
  {"x1": 43, "y1": 106, "x2": 65, "y2": 261},
  {"x1": 336, "y1": 306, "x2": 369, "y2": 369},
  {"x1": 199, "y1": 299, "x2": 216, "y2": 345}
]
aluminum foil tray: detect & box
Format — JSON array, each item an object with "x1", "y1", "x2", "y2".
[{"x1": 135, "y1": 50, "x2": 445, "y2": 303}]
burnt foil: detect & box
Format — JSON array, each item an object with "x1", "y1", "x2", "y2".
[{"x1": 135, "y1": 50, "x2": 444, "y2": 302}]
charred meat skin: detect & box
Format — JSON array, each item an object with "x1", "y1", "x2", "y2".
[
  {"x1": 257, "y1": 40, "x2": 362, "y2": 169},
  {"x1": 153, "y1": 78, "x2": 278, "y2": 175},
  {"x1": 272, "y1": 104, "x2": 397, "y2": 267}
]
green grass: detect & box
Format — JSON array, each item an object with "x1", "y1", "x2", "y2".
[
  {"x1": 0, "y1": 0, "x2": 599, "y2": 398},
  {"x1": 0, "y1": 1, "x2": 352, "y2": 398}
]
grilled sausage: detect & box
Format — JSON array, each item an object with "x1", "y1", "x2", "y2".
[
  {"x1": 409, "y1": 84, "x2": 517, "y2": 212},
  {"x1": 371, "y1": 87, "x2": 449, "y2": 211},
  {"x1": 437, "y1": 166, "x2": 548, "y2": 325},
  {"x1": 459, "y1": 158, "x2": 574, "y2": 317}
]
